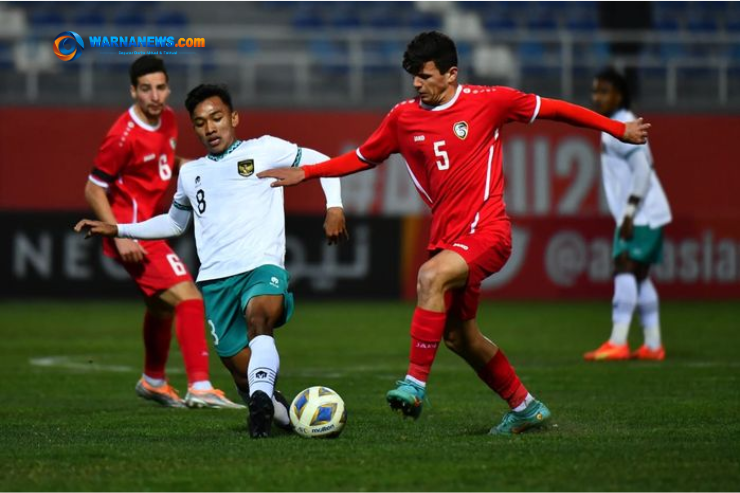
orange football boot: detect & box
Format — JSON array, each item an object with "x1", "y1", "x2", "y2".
[
  {"x1": 583, "y1": 341, "x2": 631, "y2": 361},
  {"x1": 631, "y1": 344, "x2": 665, "y2": 361}
]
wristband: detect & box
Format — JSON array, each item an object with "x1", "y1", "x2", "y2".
[{"x1": 624, "y1": 203, "x2": 637, "y2": 219}]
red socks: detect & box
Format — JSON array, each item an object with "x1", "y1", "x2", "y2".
[
  {"x1": 477, "y1": 350, "x2": 529, "y2": 409},
  {"x1": 175, "y1": 299, "x2": 210, "y2": 385},
  {"x1": 407, "y1": 307, "x2": 447, "y2": 383},
  {"x1": 142, "y1": 311, "x2": 173, "y2": 380}
]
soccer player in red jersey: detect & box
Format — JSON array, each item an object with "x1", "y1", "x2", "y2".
[
  {"x1": 85, "y1": 56, "x2": 241, "y2": 409},
  {"x1": 259, "y1": 32, "x2": 651, "y2": 434}
]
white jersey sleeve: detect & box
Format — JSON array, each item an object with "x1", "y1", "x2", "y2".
[
  {"x1": 300, "y1": 147, "x2": 343, "y2": 209},
  {"x1": 601, "y1": 109, "x2": 672, "y2": 228},
  {"x1": 118, "y1": 174, "x2": 192, "y2": 239},
  {"x1": 255, "y1": 135, "x2": 301, "y2": 169}
]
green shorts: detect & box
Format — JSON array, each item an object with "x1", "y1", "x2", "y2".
[
  {"x1": 613, "y1": 225, "x2": 664, "y2": 265},
  {"x1": 197, "y1": 265, "x2": 294, "y2": 358}
]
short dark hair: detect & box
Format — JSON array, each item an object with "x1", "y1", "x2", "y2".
[
  {"x1": 129, "y1": 55, "x2": 168, "y2": 87},
  {"x1": 595, "y1": 67, "x2": 631, "y2": 109},
  {"x1": 403, "y1": 31, "x2": 458, "y2": 75},
  {"x1": 185, "y1": 83, "x2": 234, "y2": 116}
]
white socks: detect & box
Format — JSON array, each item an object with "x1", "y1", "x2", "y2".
[
  {"x1": 513, "y1": 393, "x2": 535, "y2": 412},
  {"x1": 638, "y1": 278, "x2": 662, "y2": 349},
  {"x1": 190, "y1": 380, "x2": 213, "y2": 391},
  {"x1": 610, "y1": 273, "x2": 637, "y2": 345},
  {"x1": 247, "y1": 335, "x2": 279, "y2": 398},
  {"x1": 143, "y1": 374, "x2": 166, "y2": 387}
]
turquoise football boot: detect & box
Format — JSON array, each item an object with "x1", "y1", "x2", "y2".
[
  {"x1": 386, "y1": 379, "x2": 426, "y2": 419},
  {"x1": 490, "y1": 399, "x2": 552, "y2": 435}
]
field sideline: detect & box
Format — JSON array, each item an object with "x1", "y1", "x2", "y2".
[{"x1": 1, "y1": 300, "x2": 738, "y2": 491}]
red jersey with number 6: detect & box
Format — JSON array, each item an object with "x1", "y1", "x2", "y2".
[
  {"x1": 89, "y1": 106, "x2": 178, "y2": 257},
  {"x1": 357, "y1": 84, "x2": 540, "y2": 250}
]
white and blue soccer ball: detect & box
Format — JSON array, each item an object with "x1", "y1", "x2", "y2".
[{"x1": 289, "y1": 386, "x2": 347, "y2": 438}]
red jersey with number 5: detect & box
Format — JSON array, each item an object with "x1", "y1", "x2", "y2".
[
  {"x1": 357, "y1": 85, "x2": 540, "y2": 250},
  {"x1": 89, "y1": 106, "x2": 177, "y2": 256}
]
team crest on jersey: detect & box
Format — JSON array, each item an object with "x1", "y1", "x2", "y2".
[
  {"x1": 237, "y1": 159, "x2": 254, "y2": 177},
  {"x1": 170, "y1": 138, "x2": 176, "y2": 150},
  {"x1": 453, "y1": 121, "x2": 469, "y2": 140}
]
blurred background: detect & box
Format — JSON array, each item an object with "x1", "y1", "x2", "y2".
[{"x1": 1, "y1": 1, "x2": 738, "y2": 302}]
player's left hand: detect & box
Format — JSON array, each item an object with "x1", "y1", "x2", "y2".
[
  {"x1": 324, "y1": 207, "x2": 349, "y2": 245},
  {"x1": 257, "y1": 167, "x2": 306, "y2": 188},
  {"x1": 622, "y1": 118, "x2": 651, "y2": 144},
  {"x1": 74, "y1": 219, "x2": 118, "y2": 239},
  {"x1": 620, "y1": 216, "x2": 634, "y2": 241}
]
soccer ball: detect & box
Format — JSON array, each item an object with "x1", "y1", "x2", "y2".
[{"x1": 289, "y1": 386, "x2": 347, "y2": 438}]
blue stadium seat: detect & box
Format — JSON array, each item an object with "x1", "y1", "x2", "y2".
[
  {"x1": 292, "y1": 9, "x2": 324, "y2": 30},
  {"x1": 309, "y1": 39, "x2": 349, "y2": 75},
  {"x1": 154, "y1": 11, "x2": 189, "y2": 27},
  {"x1": 29, "y1": 12, "x2": 64, "y2": 26},
  {"x1": 0, "y1": 41, "x2": 12, "y2": 70},
  {"x1": 113, "y1": 12, "x2": 147, "y2": 27},
  {"x1": 570, "y1": 0, "x2": 598, "y2": 13},
  {"x1": 517, "y1": 41, "x2": 546, "y2": 62},
  {"x1": 566, "y1": 16, "x2": 599, "y2": 32},
  {"x1": 539, "y1": 1, "x2": 569, "y2": 16},
  {"x1": 654, "y1": 17, "x2": 681, "y2": 32},
  {"x1": 686, "y1": 17, "x2": 718, "y2": 33},
  {"x1": 702, "y1": 1, "x2": 728, "y2": 13},
  {"x1": 73, "y1": 12, "x2": 106, "y2": 27},
  {"x1": 654, "y1": 0, "x2": 689, "y2": 12},
  {"x1": 407, "y1": 13, "x2": 442, "y2": 31},
  {"x1": 458, "y1": 1, "x2": 494, "y2": 13},
  {"x1": 327, "y1": 9, "x2": 361, "y2": 30},
  {"x1": 526, "y1": 15, "x2": 558, "y2": 31},
  {"x1": 483, "y1": 14, "x2": 517, "y2": 31},
  {"x1": 238, "y1": 38, "x2": 259, "y2": 55},
  {"x1": 726, "y1": 16, "x2": 740, "y2": 32},
  {"x1": 366, "y1": 10, "x2": 404, "y2": 29}
]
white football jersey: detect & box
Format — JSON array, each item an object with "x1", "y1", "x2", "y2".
[
  {"x1": 174, "y1": 136, "x2": 300, "y2": 282},
  {"x1": 600, "y1": 109, "x2": 672, "y2": 228}
]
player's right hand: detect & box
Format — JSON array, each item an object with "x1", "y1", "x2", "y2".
[
  {"x1": 257, "y1": 167, "x2": 306, "y2": 188},
  {"x1": 622, "y1": 118, "x2": 651, "y2": 144},
  {"x1": 74, "y1": 219, "x2": 118, "y2": 238},
  {"x1": 113, "y1": 238, "x2": 148, "y2": 263}
]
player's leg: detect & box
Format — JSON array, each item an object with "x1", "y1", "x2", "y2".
[
  {"x1": 134, "y1": 296, "x2": 184, "y2": 407},
  {"x1": 632, "y1": 226, "x2": 666, "y2": 360},
  {"x1": 117, "y1": 245, "x2": 185, "y2": 407},
  {"x1": 219, "y1": 348, "x2": 291, "y2": 431},
  {"x1": 584, "y1": 226, "x2": 638, "y2": 360},
  {"x1": 443, "y1": 315, "x2": 551, "y2": 434},
  {"x1": 239, "y1": 264, "x2": 294, "y2": 438},
  {"x1": 386, "y1": 250, "x2": 469, "y2": 418},
  {"x1": 241, "y1": 294, "x2": 284, "y2": 438},
  {"x1": 136, "y1": 242, "x2": 241, "y2": 407}
]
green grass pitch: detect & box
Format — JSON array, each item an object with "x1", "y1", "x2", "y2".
[{"x1": 1, "y1": 300, "x2": 738, "y2": 491}]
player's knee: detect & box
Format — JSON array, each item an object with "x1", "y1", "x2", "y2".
[
  {"x1": 246, "y1": 310, "x2": 276, "y2": 338},
  {"x1": 417, "y1": 263, "x2": 446, "y2": 296}
]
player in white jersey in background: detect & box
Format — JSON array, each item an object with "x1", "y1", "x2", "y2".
[
  {"x1": 585, "y1": 68, "x2": 672, "y2": 362},
  {"x1": 75, "y1": 84, "x2": 348, "y2": 437}
]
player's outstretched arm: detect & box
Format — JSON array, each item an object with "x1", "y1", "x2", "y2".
[
  {"x1": 537, "y1": 98, "x2": 650, "y2": 144},
  {"x1": 75, "y1": 205, "x2": 191, "y2": 241},
  {"x1": 258, "y1": 151, "x2": 374, "y2": 188},
  {"x1": 74, "y1": 219, "x2": 118, "y2": 238}
]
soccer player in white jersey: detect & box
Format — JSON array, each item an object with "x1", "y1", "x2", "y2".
[
  {"x1": 584, "y1": 68, "x2": 672, "y2": 361},
  {"x1": 75, "y1": 84, "x2": 348, "y2": 437}
]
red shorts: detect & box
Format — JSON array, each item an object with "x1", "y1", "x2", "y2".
[
  {"x1": 437, "y1": 221, "x2": 512, "y2": 321},
  {"x1": 105, "y1": 239, "x2": 194, "y2": 297}
]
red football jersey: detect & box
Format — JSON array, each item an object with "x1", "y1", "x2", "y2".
[
  {"x1": 89, "y1": 106, "x2": 178, "y2": 256},
  {"x1": 358, "y1": 85, "x2": 540, "y2": 250}
]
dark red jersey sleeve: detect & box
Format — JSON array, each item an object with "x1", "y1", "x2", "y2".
[
  {"x1": 90, "y1": 128, "x2": 131, "y2": 187},
  {"x1": 495, "y1": 86, "x2": 541, "y2": 124},
  {"x1": 357, "y1": 108, "x2": 401, "y2": 164},
  {"x1": 537, "y1": 98, "x2": 626, "y2": 138}
]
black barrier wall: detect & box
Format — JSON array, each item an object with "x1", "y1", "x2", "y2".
[{"x1": 1, "y1": 212, "x2": 401, "y2": 299}]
